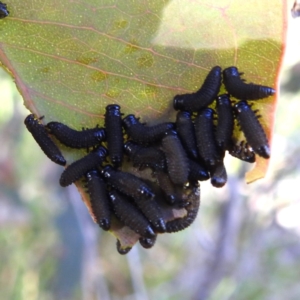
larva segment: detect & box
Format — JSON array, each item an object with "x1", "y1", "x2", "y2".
[
  {"x1": 101, "y1": 165, "x2": 155, "y2": 200},
  {"x1": 59, "y1": 146, "x2": 107, "y2": 187},
  {"x1": 24, "y1": 114, "x2": 66, "y2": 166},
  {"x1": 215, "y1": 94, "x2": 234, "y2": 152},
  {"x1": 194, "y1": 108, "x2": 221, "y2": 167},
  {"x1": 109, "y1": 190, "x2": 155, "y2": 239},
  {"x1": 234, "y1": 101, "x2": 270, "y2": 159},
  {"x1": 223, "y1": 66, "x2": 275, "y2": 100},
  {"x1": 173, "y1": 66, "x2": 222, "y2": 112},
  {"x1": 86, "y1": 170, "x2": 111, "y2": 231},
  {"x1": 47, "y1": 122, "x2": 106, "y2": 149},
  {"x1": 176, "y1": 111, "x2": 199, "y2": 160},
  {"x1": 124, "y1": 141, "x2": 166, "y2": 171},
  {"x1": 161, "y1": 130, "x2": 190, "y2": 185},
  {"x1": 105, "y1": 105, "x2": 123, "y2": 167},
  {"x1": 123, "y1": 114, "x2": 174, "y2": 144}
]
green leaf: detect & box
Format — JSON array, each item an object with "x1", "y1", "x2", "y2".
[{"x1": 0, "y1": 0, "x2": 287, "y2": 248}]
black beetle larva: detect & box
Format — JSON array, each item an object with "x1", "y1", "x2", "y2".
[
  {"x1": 161, "y1": 130, "x2": 190, "y2": 185},
  {"x1": 215, "y1": 94, "x2": 234, "y2": 152},
  {"x1": 176, "y1": 111, "x2": 199, "y2": 160},
  {"x1": 223, "y1": 66, "x2": 275, "y2": 100},
  {"x1": 0, "y1": 2, "x2": 9, "y2": 19},
  {"x1": 173, "y1": 66, "x2": 222, "y2": 112},
  {"x1": 209, "y1": 162, "x2": 227, "y2": 188},
  {"x1": 109, "y1": 190, "x2": 156, "y2": 239},
  {"x1": 47, "y1": 122, "x2": 106, "y2": 149},
  {"x1": 229, "y1": 141, "x2": 256, "y2": 163},
  {"x1": 194, "y1": 108, "x2": 221, "y2": 167},
  {"x1": 59, "y1": 146, "x2": 107, "y2": 187},
  {"x1": 234, "y1": 101, "x2": 270, "y2": 159},
  {"x1": 124, "y1": 141, "x2": 166, "y2": 171},
  {"x1": 86, "y1": 170, "x2": 111, "y2": 231},
  {"x1": 165, "y1": 189, "x2": 200, "y2": 233},
  {"x1": 105, "y1": 104, "x2": 123, "y2": 167},
  {"x1": 122, "y1": 114, "x2": 174, "y2": 144},
  {"x1": 24, "y1": 114, "x2": 66, "y2": 166},
  {"x1": 101, "y1": 165, "x2": 155, "y2": 200}
]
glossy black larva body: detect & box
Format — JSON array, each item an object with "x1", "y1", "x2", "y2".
[
  {"x1": 105, "y1": 104, "x2": 123, "y2": 167},
  {"x1": 194, "y1": 108, "x2": 221, "y2": 167},
  {"x1": 123, "y1": 114, "x2": 174, "y2": 144},
  {"x1": 101, "y1": 165, "x2": 155, "y2": 200},
  {"x1": 24, "y1": 114, "x2": 66, "y2": 166},
  {"x1": 124, "y1": 141, "x2": 166, "y2": 171},
  {"x1": 234, "y1": 101, "x2": 270, "y2": 159},
  {"x1": 161, "y1": 130, "x2": 190, "y2": 185},
  {"x1": 176, "y1": 111, "x2": 199, "y2": 160},
  {"x1": 109, "y1": 190, "x2": 156, "y2": 238},
  {"x1": 215, "y1": 94, "x2": 234, "y2": 152},
  {"x1": 223, "y1": 67, "x2": 275, "y2": 100},
  {"x1": 47, "y1": 122, "x2": 106, "y2": 149},
  {"x1": 0, "y1": 2, "x2": 9, "y2": 19},
  {"x1": 86, "y1": 170, "x2": 111, "y2": 231},
  {"x1": 165, "y1": 190, "x2": 200, "y2": 233},
  {"x1": 229, "y1": 141, "x2": 256, "y2": 163},
  {"x1": 59, "y1": 146, "x2": 107, "y2": 187},
  {"x1": 173, "y1": 66, "x2": 222, "y2": 112}
]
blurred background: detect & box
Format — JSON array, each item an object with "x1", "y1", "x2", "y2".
[{"x1": 1, "y1": 6, "x2": 300, "y2": 300}]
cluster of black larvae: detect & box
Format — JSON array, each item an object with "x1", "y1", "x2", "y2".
[{"x1": 24, "y1": 65, "x2": 275, "y2": 254}]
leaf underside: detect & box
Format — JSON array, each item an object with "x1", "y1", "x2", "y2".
[{"x1": 0, "y1": 0, "x2": 287, "y2": 248}]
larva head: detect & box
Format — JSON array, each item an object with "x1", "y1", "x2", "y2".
[
  {"x1": 105, "y1": 104, "x2": 121, "y2": 116},
  {"x1": 122, "y1": 114, "x2": 139, "y2": 129},
  {"x1": 95, "y1": 128, "x2": 106, "y2": 141},
  {"x1": 123, "y1": 140, "x2": 140, "y2": 155},
  {"x1": 137, "y1": 185, "x2": 155, "y2": 200},
  {"x1": 152, "y1": 219, "x2": 166, "y2": 233},
  {"x1": 86, "y1": 170, "x2": 100, "y2": 181},
  {"x1": 234, "y1": 100, "x2": 250, "y2": 114},
  {"x1": 217, "y1": 94, "x2": 231, "y2": 106},
  {"x1": 164, "y1": 129, "x2": 178, "y2": 138},
  {"x1": 211, "y1": 175, "x2": 227, "y2": 188},
  {"x1": 166, "y1": 194, "x2": 177, "y2": 205},
  {"x1": 24, "y1": 114, "x2": 37, "y2": 127},
  {"x1": 198, "y1": 107, "x2": 214, "y2": 119},
  {"x1": 0, "y1": 3, "x2": 9, "y2": 19},
  {"x1": 139, "y1": 235, "x2": 157, "y2": 249},
  {"x1": 101, "y1": 165, "x2": 114, "y2": 179},
  {"x1": 46, "y1": 121, "x2": 63, "y2": 132},
  {"x1": 173, "y1": 94, "x2": 186, "y2": 111},
  {"x1": 99, "y1": 219, "x2": 111, "y2": 231},
  {"x1": 256, "y1": 145, "x2": 271, "y2": 159},
  {"x1": 210, "y1": 65, "x2": 222, "y2": 77},
  {"x1": 94, "y1": 146, "x2": 108, "y2": 159},
  {"x1": 176, "y1": 111, "x2": 192, "y2": 123},
  {"x1": 223, "y1": 66, "x2": 239, "y2": 77}
]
